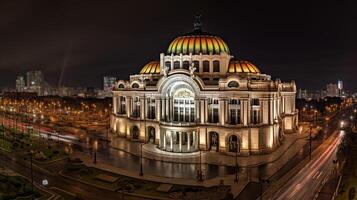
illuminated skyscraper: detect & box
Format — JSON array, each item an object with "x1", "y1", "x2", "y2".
[{"x1": 15, "y1": 76, "x2": 25, "y2": 92}]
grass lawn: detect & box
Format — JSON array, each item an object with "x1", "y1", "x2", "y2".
[
  {"x1": 0, "y1": 137, "x2": 13, "y2": 152},
  {"x1": 40, "y1": 148, "x2": 68, "y2": 162},
  {"x1": 0, "y1": 175, "x2": 42, "y2": 200}
]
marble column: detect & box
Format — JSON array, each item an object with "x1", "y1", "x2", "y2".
[
  {"x1": 126, "y1": 97, "x2": 131, "y2": 118},
  {"x1": 163, "y1": 130, "x2": 166, "y2": 149},
  {"x1": 179, "y1": 132, "x2": 182, "y2": 152},
  {"x1": 165, "y1": 98, "x2": 169, "y2": 122},
  {"x1": 195, "y1": 99, "x2": 200, "y2": 123},
  {"x1": 187, "y1": 132, "x2": 191, "y2": 151},
  {"x1": 156, "y1": 98, "x2": 161, "y2": 121},
  {"x1": 140, "y1": 97, "x2": 145, "y2": 120},
  {"x1": 113, "y1": 96, "x2": 118, "y2": 114},
  {"x1": 169, "y1": 97, "x2": 173, "y2": 122},
  {"x1": 225, "y1": 100, "x2": 229, "y2": 124},
  {"x1": 170, "y1": 131, "x2": 173, "y2": 151},
  {"x1": 219, "y1": 98, "x2": 225, "y2": 125},
  {"x1": 200, "y1": 99, "x2": 205, "y2": 124}
]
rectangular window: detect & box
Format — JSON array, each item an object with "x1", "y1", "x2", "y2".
[
  {"x1": 237, "y1": 109, "x2": 241, "y2": 124},
  {"x1": 174, "y1": 107, "x2": 179, "y2": 121},
  {"x1": 230, "y1": 109, "x2": 236, "y2": 124},
  {"x1": 185, "y1": 107, "x2": 190, "y2": 122},
  {"x1": 190, "y1": 108, "x2": 195, "y2": 122},
  {"x1": 213, "y1": 60, "x2": 220, "y2": 72},
  {"x1": 179, "y1": 107, "x2": 184, "y2": 121},
  {"x1": 203, "y1": 61, "x2": 209, "y2": 72},
  {"x1": 193, "y1": 61, "x2": 199, "y2": 72},
  {"x1": 252, "y1": 99, "x2": 260, "y2": 106},
  {"x1": 213, "y1": 108, "x2": 219, "y2": 123}
]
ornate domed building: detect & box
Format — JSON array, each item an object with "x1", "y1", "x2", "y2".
[{"x1": 111, "y1": 19, "x2": 298, "y2": 155}]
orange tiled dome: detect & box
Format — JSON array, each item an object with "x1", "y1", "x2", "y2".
[
  {"x1": 139, "y1": 61, "x2": 161, "y2": 74},
  {"x1": 228, "y1": 60, "x2": 260, "y2": 74}
]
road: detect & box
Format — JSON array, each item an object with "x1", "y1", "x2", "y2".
[
  {"x1": 271, "y1": 130, "x2": 342, "y2": 200},
  {"x1": 237, "y1": 106, "x2": 354, "y2": 200}
]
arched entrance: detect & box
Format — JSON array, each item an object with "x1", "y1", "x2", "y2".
[
  {"x1": 228, "y1": 135, "x2": 240, "y2": 153},
  {"x1": 209, "y1": 131, "x2": 219, "y2": 152},
  {"x1": 131, "y1": 126, "x2": 140, "y2": 140},
  {"x1": 147, "y1": 126, "x2": 155, "y2": 144}
]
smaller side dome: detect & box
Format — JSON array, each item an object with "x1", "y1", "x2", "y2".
[
  {"x1": 139, "y1": 61, "x2": 161, "y2": 74},
  {"x1": 227, "y1": 60, "x2": 260, "y2": 74}
]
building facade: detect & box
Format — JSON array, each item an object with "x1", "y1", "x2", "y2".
[
  {"x1": 26, "y1": 70, "x2": 44, "y2": 95},
  {"x1": 326, "y1": 83, "x2": 339, "y2": 97},
  {"x1": 16, "y1": 76, "x2": 25, "y2": 92},
  {"x1": 111, "y1": 22, "x2": 298, "y2": 155}
]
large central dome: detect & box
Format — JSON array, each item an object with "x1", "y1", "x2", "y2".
[
  {"x1": 167, "y1": 33, "x2": 230, "y2": 55},
  {"x1": 167, "y1": 17, "x2": 230, "y2": 55}
]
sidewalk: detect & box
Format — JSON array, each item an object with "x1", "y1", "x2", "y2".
[{"x1": 108, "y1": 125, "x2": 312, "y2": 167}]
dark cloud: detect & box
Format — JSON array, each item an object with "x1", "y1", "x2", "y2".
[{"x1": 0, "y1": 0, "x2": 356, "y2": 91}]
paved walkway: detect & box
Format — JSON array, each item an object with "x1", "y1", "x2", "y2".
[{"x1": 73, "y1": 150, "x2": 249, "y2": 197}]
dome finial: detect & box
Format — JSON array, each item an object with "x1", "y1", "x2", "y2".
[{"x1": 193, "y1": 14, "x2": 202, "y2": 32}]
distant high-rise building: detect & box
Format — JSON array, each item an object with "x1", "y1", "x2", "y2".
[
  {"x1": 26, "y1": 70, "x2": 44, "y2": 95},
  {"x1": 338, "y1": 80, "x2": 343, "y2": 97},
  {"x1": 15, "y1": 76, "x2": 25, "y2": 92},
  {"x1": 26, "y1": 70, "x2": 43, "y2": 88},
  {"x1": 297, "y1": 88, "x2": 308, "y2": 99},
  {"x1": 103, "y1": 76, "x2": 116, "y2": 97},
  {"x1": 326, "y1": 83, "x2": 339, "y2": 97}
]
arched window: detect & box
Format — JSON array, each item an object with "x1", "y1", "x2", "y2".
[
  {"x1": 228, "y1": 81, "x2": 239, "y2": 88},
  {"x1": 119, "y1": 96, "x2": 126, "y2": 114},
  {"x1": 165, "y1": 61, "x2": 171, "y2": 68},
  {"x1": 182, "y1": 61, "x2": 190, "y2": 70},
  {"x1": 228, "y1": 135, "x2": 239, "y2": 152},
  {"x1": 193, "y1": 60, "x2": 199, "y2": 72},
  {"x1": 203, "y1": 60, "x2": 209, "y2": 72},
  {"x1": 131, "y1": 126, "x2": 140, "y2": 140},
  {"x1": 173, "y1": 61, "x2": 180, "y2": 69},
  {"x1": 213, "y1": 60, "x2": 220, "y2": 72},
  {"x1": 118, "y1": 84, "x2": 125, "y2": 89},
  {"x1": 132, "y1": 83, "x2": 139, "y2": 88},
  {"x1": 173, "y1": 89, "x2": 195, "y2": 123}
]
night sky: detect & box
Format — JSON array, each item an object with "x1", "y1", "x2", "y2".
[{"x1": 0, "y1": 1, "x2": 356, "y2": 91}]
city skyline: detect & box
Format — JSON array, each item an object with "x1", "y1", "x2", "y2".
[{"x1": 0, "y1": 1, "x2": 356, "y2": 91}]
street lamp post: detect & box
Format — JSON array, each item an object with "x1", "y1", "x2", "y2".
[
  {"x1": 259, "y1": 177, "x2": 269, "y2": 200},
  {"x1": 25, "y1": 150, "x2": 35, "y2": 195},
  {"x1": 197, "y1": 147, "x2": 203, "y2": 182},
  {"x1": 234, "y1": 140, "x2": 239, "y2": 183},
  {"x1": 139, "y1": 143, "x2": 143, "y2": 176},
  {"x1": 353, "y1": 109, "x2": 357, "y2": 127},
  {"x1": 309, "y1": 124, "x2": 312, "y2": 160},
  {"x1": 93, "y1": 139, "x2": 98, "y2": 164}
]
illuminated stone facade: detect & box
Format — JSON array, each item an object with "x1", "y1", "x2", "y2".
[{"x1": 111, "y1": 22, "x2": 298, "y2": 155}]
